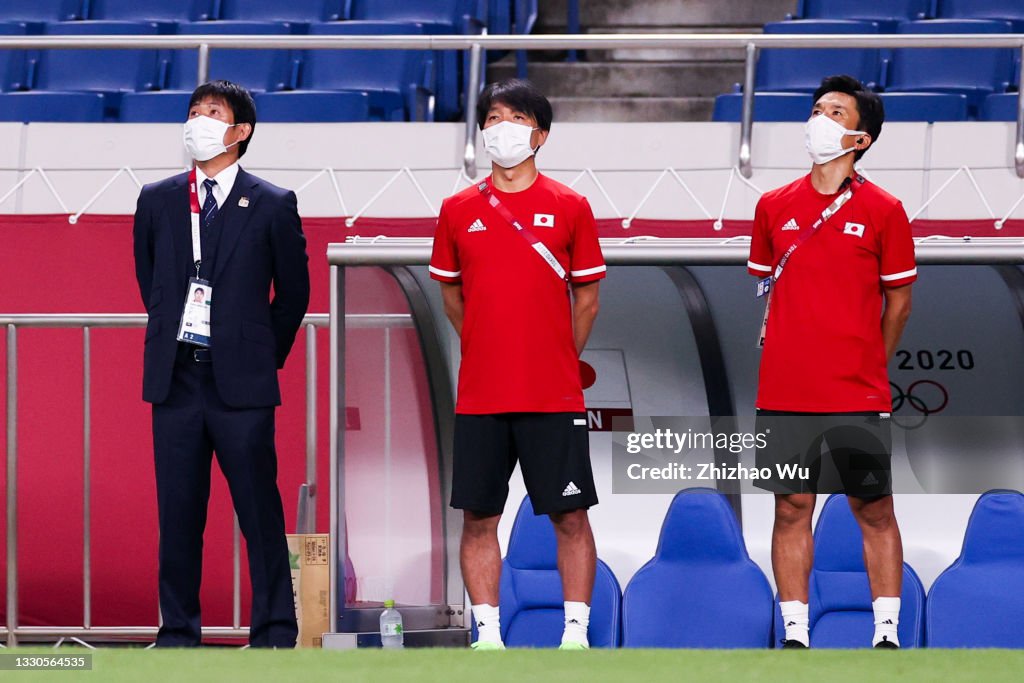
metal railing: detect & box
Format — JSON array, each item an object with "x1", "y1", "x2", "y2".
[
  {"x1": 324, "y1": 234, "x2": 1024, "y2": 633},
  {"x1": 1, "y1": 33, "x2": 1023, "y2": 178},
  {"x1": 0, "y1": 312, "x2": 412, "y2": 647}
]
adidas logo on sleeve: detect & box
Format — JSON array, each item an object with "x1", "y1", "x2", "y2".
[{"x1": 562, "y1": 481, "x2": 582, "y2": 497}]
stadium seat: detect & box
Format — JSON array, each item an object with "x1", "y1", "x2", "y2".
[
  {"x1": 87, "y1": 0, "x2": 214, "y2": 23},
  {"x1": 167, "y1": 22, "x2": 300, "y2": 93},
  {"x1": 346, "y1": 0, "x2": 487, "y2": 33},
  {"x1": 937, "y1": 0, "x2": 1024, "y2": 32},
  {"x1": 219, "y1": 0, "x2": 344, "y2": 24},
  {"x1": 495, "y1": 495, "x2": 622, "y2": 648},
  {"x1": 880, "y1": 93, "x2": 969, "y2": 122},
  {"x1": 118, "y1": 91, "x2": 192, "y2": 122},
  {"x1": 756, "y1": 21, "x2": 883, "y2": 93},
  {"x1": 886, "y1": 20, "x2": 1015, "y2": 114},
  {"x1": 777, "y1": 494, "x2": 926, "y2": 648},
  {"x1": 980, "y1": 92, "x2": 1019, "y2": 122},
  {"x1": 0, "y1": 23, "x2": 29, "y2": 93},
  {"x1": 12, "y1": 21, "x2": 164, "y2": 120},
  {"x1": 34, "y1": 21, "x2": 163, "y2": 94},
  {"x1": 712, "y1": 93, "x2": 814, "y2": 122},
  {"x1": 926, "y1": 490, "x2": 1024, "y2": 647},
  {"x1": 622, "y1": 488, "x2": 774, "y2": 648},
  {"x1": 301, "y1": 21, "x2": 436, "y2": 121},
  {"x1": 0, "y1": 91, "x2": 105, "y2": 121},
  {"x1": 0, "y1": 1, "x2": 82, "y2": 25},
  {"x1": 255, "y1": 90, "x2": 371, "y2": 121},
  {"x1": 795, "y1": 0, "x2": 931, "y2": 31},
  {"x1": 347, "y1": 1, "x2": 487, "y2": 120}
]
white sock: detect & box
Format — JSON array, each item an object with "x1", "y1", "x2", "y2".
[
  {"x1": 561, "y1": 601, "x2": 590, "y2": 647},
  {"x1": 780, "y1": 600, "x2": 810, "y2": 647},
  {"x1": 471, "y1": 603, "x2": 502, "y2": 644},
  {"x1": 872, "y1": 597, "x2": 900, "y2": 647}
]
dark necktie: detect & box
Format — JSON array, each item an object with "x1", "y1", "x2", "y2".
[{"x1": 201, "y1": 178, "x2": 219, "y2": 230}]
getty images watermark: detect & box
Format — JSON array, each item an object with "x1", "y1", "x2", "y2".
[{"x1": 612, "y1": 416, "x2": 1024, "y2": 494}]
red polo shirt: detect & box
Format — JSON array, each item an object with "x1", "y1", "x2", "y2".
[
  {"x1": 430, "y1": 173, "x2": 606, "y2": 414},
  {"x1": 749, "y1": 174, "x2": 917, "y2": 412}
]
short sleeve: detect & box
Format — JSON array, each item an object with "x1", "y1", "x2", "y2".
[
  {"x1": 748, "y1": 197, "x2": 774, "y2": 277},
  {"x1": 569, "y1": 197, "x2": 606, "y2": 283},
  {"x1": 879, "y1": 202, "x2": 917, "y2": 288},
  {"x1": 429, "y1": 199, "x2": 461, "y2": 283}
]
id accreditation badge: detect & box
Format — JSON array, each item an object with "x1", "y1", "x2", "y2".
[
  {"x1": 756, "y1": 283, "x2": 772, "y2": 349},
  {"x1": 176, "y1": 277, "x2": 213, "y2": 347}
]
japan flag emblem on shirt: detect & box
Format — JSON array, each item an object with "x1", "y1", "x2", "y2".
[
  {"x1": 534, "y1": 213, "x2": 555, "y2": 228},
  {"x1": 843, "y1": 221, "x2": 865, "y2": 238}
]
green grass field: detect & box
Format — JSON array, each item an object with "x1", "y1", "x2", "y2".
[{"x1": 4, "y1": 648, "x2": 1024, "y2": 682}]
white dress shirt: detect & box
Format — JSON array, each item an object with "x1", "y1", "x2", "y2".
[{"x1": 195, "y1": 162, "x2": 239, "y2": 210}]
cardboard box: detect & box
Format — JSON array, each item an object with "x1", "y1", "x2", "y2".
[{"x1": 287, "y1": 534, "x2": 330, "y2": 648}]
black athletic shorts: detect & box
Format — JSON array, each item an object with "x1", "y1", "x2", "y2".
[
  {"x1": 754, "y1": 410, "x2": 892, "y2": 497},
  {"x1": 451, "y1": 412, "x2": 598, "y2": 516}
]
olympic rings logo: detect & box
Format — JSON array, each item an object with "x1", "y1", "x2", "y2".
[{"x1": 890, "y1": 380, "x2": 949, "y2": 415}]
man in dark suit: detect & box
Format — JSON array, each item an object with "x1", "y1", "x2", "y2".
[{"x1": 133, "y1": 80, "x2": 309, "y2": 648}]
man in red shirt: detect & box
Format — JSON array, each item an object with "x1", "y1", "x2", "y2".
[
  {"x1": 748, "y1": 75, "x2": 915, "y2": 649},
  {"x1": 430, "y1": 79, "x2": 605, "y2": 650}
]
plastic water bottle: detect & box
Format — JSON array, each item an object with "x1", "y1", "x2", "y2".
[{"x1": 380, "y1": 599, "x2": 404, "y2": 649}]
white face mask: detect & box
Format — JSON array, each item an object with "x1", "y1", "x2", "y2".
[
  {"x1": 183, "y1": 115, "x2": 240, "y2": 162},
  {"x1": 804, "y1": 114, "x2": 865, "y2": 165},
  {"x1": 482, "y1": 120, "x2": 539, "y2": 169}
]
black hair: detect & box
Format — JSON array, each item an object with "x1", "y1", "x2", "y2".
[
  {"x1": 812, "y1": 75, "x2": 884, "y2": 162},
  {"x1": 476, "y1": 78, "x2": 553, "y2": 132},
  {"x1": 188, "y1": 80, "x2": 256, "y2": 157},
  {"x1": 194, "y1": 287, "x2": 205, "y2": 296}
]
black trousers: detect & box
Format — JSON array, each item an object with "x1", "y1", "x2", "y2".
[{"x1": 152, "y1": 353, "x2": 297, "y2": 648}]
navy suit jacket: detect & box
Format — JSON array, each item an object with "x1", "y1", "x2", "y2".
[{"x1": 133, "y1": 167, "x2": 310, "y2": 408}]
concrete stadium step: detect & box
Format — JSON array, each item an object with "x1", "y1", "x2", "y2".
[
  {"x1": 582, "y1": 27, "x2": 760, "y2": 63},
  {"x1": 549, "y1": 96, "x2": 715, "y2": 123},
  {"x1": 489, "y1": 60, "x2": 744, "y2": 99},
  {"x1": 537, "y1": 0, "x2": 797, "y2": 30}
]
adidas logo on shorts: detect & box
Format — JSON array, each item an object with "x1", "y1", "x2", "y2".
[
  {"x1": 467, "y1": 219, "x2": 487, "y2": 233},
  {"x1": 562, "y1": 481, "x2": 582, "y2": 497}
]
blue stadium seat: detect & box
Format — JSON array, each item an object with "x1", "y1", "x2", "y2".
[
  {"x1": 757, "y1": 21, "x2": 883, "y2": 93},
  {"x1": 347, "y1": 1, "x2": 487, "y2": 120},
  {"x1": 926, "y1": 490, "x2": 1024, "y2": 647},
  {"x1": 887, "y1": 20, "x2": 1015, "y2": 114},
  {"x1": 87, "y1": 0, "x2": 214, "y2": 23},
  {"x1": 0, "y1": 91, "x2": 105, "y2": 121},
  {"x1": 937, "y1": 0, "x2": 1024, "y2": 32},
  {"x1": 622, "y1": 488, "x2": 773, "y2": 648},
  {"x1": 796, "y1": 0, "x2": 930, "y2": 31},
  {"x1": 0, "y1": 1, "x2": 82, "y2": 24},
  {"x1": 494, "y1": 495, "x2": 622, "y2": 648},
  {"x1": 346, "y1": 0, "x2": 487, "y2": 33},
  {"x1": 167, "y1": 22, "x2": 299, "y2": 93},
  {"x1": 0, "y1": 23, "x2": 29, "y2": 93},
  {"x1": 980, "y1": 93, "x2": 1019, "y2": 122},
  {"x1": 880, "y1": 93, "x2": 968, "y2": 121},
  {"x1": 776, "y1": 494, "x2": 926, "y2": 648},
  {"x1": 301, "y1": 21, "x2": 436, "y2": 121},
  {"x1": 118, "y1": 91, "x2": 193, "y2": 122},
  {"x1": 34, "y1": 21, "x2": 163, "y2": 94},
  {"x1": 219, "y1": 0, "x2": 344, "y2": 24},
  {"x1": 712, "y1": 93, "x2": 814, "y2": 122},
  {"x1": 255, "y1": 91, "x2": 371, "y2": 121}
]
